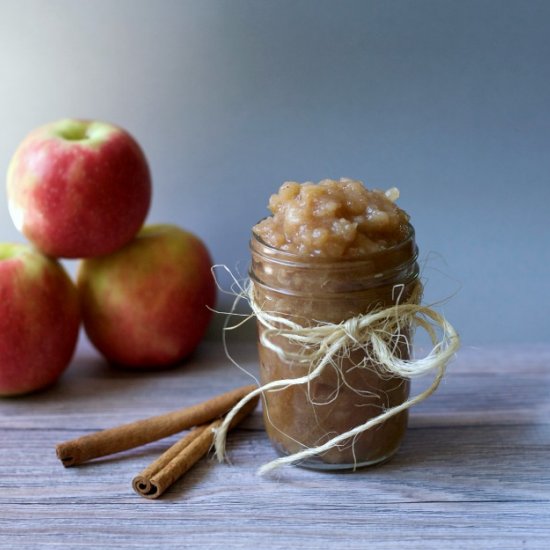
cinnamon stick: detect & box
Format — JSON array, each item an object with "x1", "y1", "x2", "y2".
[
  {"x1": 56, "y1": 384, "x2": 256, "y2": 467},
  {"x1": 132, "y1": 395, "x2": 259, "y2": 499}
]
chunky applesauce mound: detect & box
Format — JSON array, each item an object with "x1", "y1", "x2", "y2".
[{"x1": 253, "y1": 178, "x2": 410, "y2": 258}]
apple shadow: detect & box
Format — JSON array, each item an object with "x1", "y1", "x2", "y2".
[{"x1": 24, "y1": 336, "x2": 229, "y2": 410}]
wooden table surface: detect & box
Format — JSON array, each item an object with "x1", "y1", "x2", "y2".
[{"x1": 0, "y1": 339, "x2": 549, "y2": 549}]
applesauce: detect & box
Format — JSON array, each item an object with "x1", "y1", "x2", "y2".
[{"x1": 251, "y1": 178, "x2": 419, "y2": 469}]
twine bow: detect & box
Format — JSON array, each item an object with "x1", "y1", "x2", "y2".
[{"x1": 213, "y1": 279, "x2": 460, "y2": 475}]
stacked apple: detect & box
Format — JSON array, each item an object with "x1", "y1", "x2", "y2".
[{"x1": 1, "y1": 119, "x2": 215, "y2": 396}]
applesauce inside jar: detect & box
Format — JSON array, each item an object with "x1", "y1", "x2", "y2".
[{"x1": 251, "y1": 178, "x2": 419, "y2": 469}]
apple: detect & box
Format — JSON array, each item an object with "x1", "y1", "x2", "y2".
[
  {"x1": 77, "y1": 224, "x2": 216, "y2": 368},
  {"x1": 6, "y1": 118, "x2": 151, "y2": 258},
  {"x1": 0, "y1": 243, "x2": 80, "y2": 396}
]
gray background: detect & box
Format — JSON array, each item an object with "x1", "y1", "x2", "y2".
[{"x1": 0, "y1": 0, "x2": 548, "y2": 346}]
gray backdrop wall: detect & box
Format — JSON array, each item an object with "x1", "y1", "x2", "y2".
[{"x1": 1, "y1": 0, "x2": 548, "y2": 346}]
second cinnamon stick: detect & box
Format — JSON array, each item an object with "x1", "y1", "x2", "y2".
[{"x1": 132, "y1": 395, "x2": 259, "y2": 499}]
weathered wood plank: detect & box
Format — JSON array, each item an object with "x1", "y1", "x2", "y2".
[
  {"x1": 0, "y1": 502, "x2": 548, "y2": 550},
  {"x1": 0, "y1": 424, "x2": 549, "y2": 504},
  {"x1": 0, "y1": 340, "x2": 548, "y2": 548}
]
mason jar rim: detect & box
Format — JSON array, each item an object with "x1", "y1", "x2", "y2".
[{"x1": 250, "y1": 222, "x2": 418, "y2": 271}]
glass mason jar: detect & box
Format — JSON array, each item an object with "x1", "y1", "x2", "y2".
[{"x1": 249, "y1": 225, "x2": 420, "y2": 470}]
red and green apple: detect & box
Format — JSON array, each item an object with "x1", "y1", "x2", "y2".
[
  {"x1": 7, "y1": 118, "x2": 151, "y2": 258},
  {"x1": 0, "y1": 243, "x2": 80, "y2": 396},
  {"x1": 77, "y1": 224, "x2": 216, "y2": 368}
]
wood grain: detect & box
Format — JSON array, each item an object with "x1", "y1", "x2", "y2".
[{"x1": 0, "y1": 339, "x2": 549, "y2": 549}]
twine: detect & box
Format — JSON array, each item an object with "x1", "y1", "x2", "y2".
[{"x1": 212, "y1": 270, "x2": 460, "y2": 475}]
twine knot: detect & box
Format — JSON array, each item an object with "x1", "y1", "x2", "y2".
[{"x1": 343, "y1": 316, "x2": 361, "y2": 341}]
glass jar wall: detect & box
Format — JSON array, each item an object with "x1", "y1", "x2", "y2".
[{"x1": 250, "y1": 226, "x2": 420, "y2": 469}]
